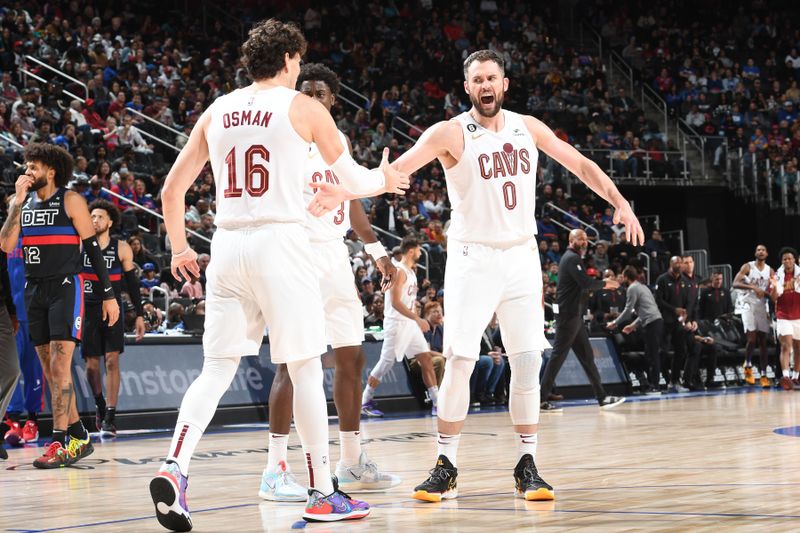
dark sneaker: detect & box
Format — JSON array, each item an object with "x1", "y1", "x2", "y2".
[
  {"x1": 540, "y1": 401, "x2": 563, "y2": 412},
  {"x1": 514, "y1": 454, "x2": 555, "y2": 501},
  {"x1": 412, "y1": 455, "x2": 458, "y2": 502},
  {"x1": 599, "y1": 396, "x2": 626, "y2": 409}
]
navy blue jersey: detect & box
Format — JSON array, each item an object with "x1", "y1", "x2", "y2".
[{"x1": 20, "y1": 188, "x2": 82, "y2": 280}]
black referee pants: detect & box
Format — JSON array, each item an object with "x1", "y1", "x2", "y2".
[{"x1": 540, "y1": 314, "x2": 606, "y2": 401}]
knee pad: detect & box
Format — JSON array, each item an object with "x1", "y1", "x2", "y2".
[
  {"x1": 437, "y1": 356, "x2": 475, "y2": 422},
  {"x1": 508, "y1": 351, "x2": 542, "y2": 425}
]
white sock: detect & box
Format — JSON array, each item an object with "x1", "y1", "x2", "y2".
[
  {"x1": 793, "y1": 371, "x2": 799, "y2": 380},
  {"x1": 287, "y1": 358, "x2": 334, "y2": 495},
  {"x1": 166, "y1": 422, "x2": 203, "y2": 475},
  {"x1": 436, "y1": 432, "x2": 460, "y2": 467},
  {"x1": 784, "y1": 369, "x2": 791, "y2": 378},
  {"x1": 339, "y1": 431, "x2": 362, "y2": 466},
  {"x1": 427, "y1": 386, "x2": 439, "y2": 407},
  {"x1": 362, "y1": 384, "x2": 376, "y2": 405},
  {"x1": 267, "y1": 432, "x2": 289, "y2": 472},
  {"x1": 518, "y1": 433, "x2": 538, "y2": 461}
]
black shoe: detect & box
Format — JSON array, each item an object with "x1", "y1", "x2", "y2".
[
  {"x1": 514, "y1": 454, "x2": 555, "y2": 500},
  {"x1": 411, "y1": 455, "x2": 458, "y2": 502},
  {"x1": 95, "y1": 407, "x2": 105, "y2": 432},
  {"x1": 540, "y1": 401, "x2": 563, "y2": 412},
  {"x1": 479, "y1": 393, "x2": 496, "y2": 406},
  {"x1": 469, "y1": 394, "x2": 480, "y2": 407},
  {"x1": 0, "y1": 443, "x2": 7, "y2": 460},
  {"x1": 547, "y1": 393, "x2": 564, "y2": 401},
  {"x1": 494, "y1": 392, "x2": 508, "y2": 405},
  {"x1": 599, "y1": 396, "x2": 626, "y2": 409},
  {"x1": 100, "y1": 419, "x2": 117, "y2": 438}
]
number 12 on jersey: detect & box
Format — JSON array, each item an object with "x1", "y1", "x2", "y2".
[{"x1": 224, "y1": 145, "x2": 270, "y2": 198}]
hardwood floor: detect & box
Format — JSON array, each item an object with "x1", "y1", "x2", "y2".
[{"x1": 3, "y1": 389, "x2": 799, "y2": 532}]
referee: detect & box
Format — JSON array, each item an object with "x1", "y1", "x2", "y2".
[{"x1": 540, "y1": 229, "x2": 625, "y2": 411}]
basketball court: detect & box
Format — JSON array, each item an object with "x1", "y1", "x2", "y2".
[{"x1": 3, "y1": 389, "x2": 798, "y2": 532}]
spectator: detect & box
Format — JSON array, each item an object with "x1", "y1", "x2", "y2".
[
  {"x1": 537, "y1": 212, "x2": 559, "y2": 242},
  {"x1": 546, "y1": 240, "x2": 563, "y2": 264},
  {"x1": 110, "y1": 169, "x2": 138, "y2": 211},
  {"x1": 360, "y1": 277, "x2": 376, "y2": 305},
  {"x1": 166, "y1": 302, "x2": 185, "y2": 331},
  {"x1": 470, "y1": 316, "x2": 508, "y2": 406},
  {"x1": 140, "y1": 263, "x2": 160, "y2": 296},
  {"x1": 364, "y1": 293, "x2": 385, "y2": 328},
  {"x1": 129, "y1": 237, "x2": 159, "y2": 273},
  {"x1": 180, "y1": 277, "x2": 204, "y2": 300},
  {"x1": 423, "y1": 301, "x2": 444, "y2": 355}
]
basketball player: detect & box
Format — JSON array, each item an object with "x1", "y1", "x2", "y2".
[
  {"x1": 82, "y1": 200, "x2": 146, "y2": 437},
  {"x1": 732, "y1": 245, "x2": 772, "y2": 387},
  {"x1": 0, "y1": 249, "x2": 20, "y2": 460},
  {"x1": 380, "y1": 50, "x2": 643, "y2": 503},
  {"x1": 259, "y1": 63, "x2": 400, "y2": 502},
  {"x1": 769, "y1": 247, "x2": 800, "y2": 390},
  {"x1": 0, "y1": 143, "x2": 120, "y2": 468},
  {"x1": 361, "y1": 236, "x2": 440, "y2": 417},
  {"x1": 148, "y1": 20, "x2": 408, "y2": 530}
]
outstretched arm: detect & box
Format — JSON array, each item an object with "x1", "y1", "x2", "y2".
[
  {"x1": 391, "y1": 120, "x2": 462, "y2": 176},
  {"x1": 524, "y1": 115, "x2": 645, "y2": 245}
]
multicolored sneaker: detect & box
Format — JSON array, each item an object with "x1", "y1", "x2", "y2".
[
  {"x1": 302, "y1": 478, "x2": 370, "y2": 522},
  {"x1": 780, "y1": 376, "x2": 794, "y2": 391},
  {"x1": 150, "y1": 461, "x2": 192, "y2": 532},
  {"x1": 760, "y1": 376, "x2": 771, "y2": 388},
  {"x1": 361, "y1": 400, "x2": 384, "y2": 418},
  {"x1": 412, "y1": 455, "x2": 458, "y2": 502},
  {"x1": 514, "y1": 453, "x2": 555, "y2": 501},
  {"x1": 334, "y1": 452, "x2": 401, "y2": 492},
  {"x1": 66, "y1": 434, "x2": 94, "y2": 464},
  {"x1": 743, "y1": 366, "x2": 755, "y2": 385},
  {"x1": 4, "y1": 420, "x2": 24, "y2": 447},
  {"x1": 258, "y1": 461, "x2": 306, "y2": 502},
  {"x1": 22, "y1": 420, "x2": 39, "y2": 443},
  {"x1": 33, "y1": 442, "x2": 72, "y2": 469}
]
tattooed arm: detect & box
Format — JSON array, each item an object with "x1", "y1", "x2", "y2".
[{"x1": 0, "y1": 196, "x2": 24, "y2": 253}]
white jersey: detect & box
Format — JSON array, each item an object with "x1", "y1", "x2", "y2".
[
  {"x1": 742, "y1": 261, "x2": 772, "y2": 305},
  {"x1": 444, "y1": 110, "x2": 539, "y2": 246},
  {"x1": 206, "y1": 86, "x2": 309, "y2": 229},
  {"x1": 384, "y1": 261, "x2": 418, "y2": 324},
  {"x1": 303, "y1": 130, "x2": 351, "y2": 242}
]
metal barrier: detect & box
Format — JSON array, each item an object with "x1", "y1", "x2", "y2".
[
  {"x1": 370, "y1": 224, "x2": 430, "y2": 274},
  {"x1": 543, "y1": 202, "x2": 600, "y2": 240},
  {"x1": 685, "y1": 249, "x2": 709, "y2": 279},
  {"x1": 638, "y1": 214, "x2": 661, "y2": 230},
  {"x1": 709, "y1": 264, "x2": 733, "y2": 288},
  {"x1": 340, "y1": 82, "x2": 371, "y2": 110},
  {"x1": 661, "y1": 229, "x2": 685, "y2": 256},
  {"x1": 149, "y1": 285, "x2": 170, "y2": 315},
  {"x1": 577, "y1": 148, "x2": 690, "y2": 182},
  {"x1": 24, "y1": 55, "x2": 89, "y2": 100}
]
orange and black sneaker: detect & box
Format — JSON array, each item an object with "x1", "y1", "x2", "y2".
[
  {"x1": 66, "y1": 434, "x2": 94, "y2": 465},
  {"x1": 760, "y1": 376, "x2": 771, "y2": 388},
  {"x1": 33, "y1": 442, "x2": 72, "y2": 469},
  {"x1": 514, "y1": 454, "x2": 555, "y2": 501},
  {"x1": 743, "y1": 366, "x2": 755, "y2": 385},
  {"x1": 412, "y1": 455, "x2": 458, "y2": 502}
]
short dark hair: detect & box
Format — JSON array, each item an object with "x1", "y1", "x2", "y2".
[
  {"x1": 296, "y1": 62, "x2": 340, "y2": 94},
  {"x1": 24, "y1": 143, "x2": 73, "y2": 187},
  {"x1": 623, "y1": 266, "x2": 639, "y2": 281},
  {"x1": 463, "y1": 49, "x2": 505, "y2": 79},
  {"x1": 89, "y1": 199, "x2": 120, "y2": 230},
  {"x1": 400, "y1": 236, "x2": 420, "y2": 254},
  {"x1": 779, "y1": 247, "x2": 797, "y2": 261},
  {"x1": 241, "y1": 19, "x2": 306, "y2": 81}
]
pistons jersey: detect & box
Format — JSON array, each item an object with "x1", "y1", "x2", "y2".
[
  {"x1": 19, "y1": 188, "x2": 82, "y2": 279},
  {"x1": 82, "y1": 239, "x2": 123, "y2": 303},
  {"x1": 303, "y1": 130, "x2": 351, "y2": 243},
  {"x1": 445, "y1": 110, "x2": 539, "y2": 246},
  {"x1": 205, "y1": 85, "x2": 310, "y2": 229},
  {"x1": 384, "y1": 261, "x2": 418, "y2": 325}
]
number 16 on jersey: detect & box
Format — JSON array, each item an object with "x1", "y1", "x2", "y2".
[{"x1": 223, "y1": 144, "x2": 270, "y2": 198}]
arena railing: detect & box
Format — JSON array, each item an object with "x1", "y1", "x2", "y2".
[
  {"x1": 543, "y1": 202, "x2": 600, "y2": 241},
  {"x1": 709, "y1": 264, "x2": 733, "y2": 288},
  {"x1": 339, "y1": 83, "x2": 371, "y2": 111},
  {"x1": 24, "y1": 55, "x2": 89, "y2": 100},
  {"x1": 370, "y1": 224, "x2": 430, "y2": 275},
  {"x1": 638, "y1": 252, "x2": 652, "y2": 285},
  {"x1": 660, "y1": 229, "x2": 685, "y2": 256},
  {"x1": 638, "y1": 214, "x2": 660, "y2": 231},
  {"x1": 576, "y1": 148, "x2": 691, "y2": 183}
]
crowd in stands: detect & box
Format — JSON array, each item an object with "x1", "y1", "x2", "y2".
[{"x1": 585, "y1": 0, "x2": 800, "y2": 188}]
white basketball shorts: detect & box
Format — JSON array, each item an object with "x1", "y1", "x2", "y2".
[
  {"x1": 443, "y1": 238, "x2": 550, "y2": 360},
  {"x1": 311, "y1": 239, "x2": 364, "y2": 349},
  {"x1": 379, "y1": 318, "x2": 429, "y2": 363},
  {"x1": 742, "y1": 301, "x2": 770, "y2": 333},
  {"x1": 776, "y1": 318, "x2": 800, "y2": 340},
  {"x1": 203, "y1": 224, "x2": 327, "y2": 363}
]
